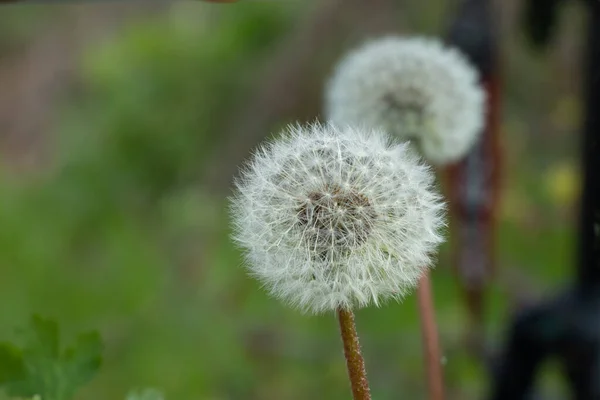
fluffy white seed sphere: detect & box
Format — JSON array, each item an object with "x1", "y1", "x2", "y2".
[
  {"x1": 230, "y1": 123, "x2": 446, "y2": 314},
  {"x1": 325, "y1": 36, "x2": 485, "y2": 165}
]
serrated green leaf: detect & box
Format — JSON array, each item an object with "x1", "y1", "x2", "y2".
[{"x1": 0, "y1": 316, "x2": 104, "y2": 400}]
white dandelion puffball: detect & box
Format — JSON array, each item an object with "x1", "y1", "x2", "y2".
[
  {"x1": 230, "y1": 123, "x2": 446, "y2": 314},
  {"x1": 325, "y1": 36, "x2": 485, "y2": 165}
]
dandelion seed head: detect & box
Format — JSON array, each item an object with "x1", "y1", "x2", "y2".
[
  {"x1": 325, "y1": 36, "x2": 485, "y2": 165},
  {"x1": 230, "y1": 123, "x2": 446, "y2": 314}
]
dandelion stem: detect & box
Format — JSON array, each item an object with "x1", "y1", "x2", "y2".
[
  {"x1": 337, "y1": 307, "x2": 371, "y2": 400},
  {"x1": 417, "y1": 272, "x2": 445, "y2": 400}
]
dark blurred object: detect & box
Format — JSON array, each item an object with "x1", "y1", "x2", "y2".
[
  {"x1": 445, "y1": 0, "x2": 502, "y2": 356},
  {"x1": 490, "y1": 289, "x2": 600, "y2": 400},
  {"x1": 490, "y1": 1, "x2": 600, "y2": 399},
  {"x1": 523, "y1": 0, "x2": 567, "y2": 48},
  {"x1": 575, "y1": 0, "x2": 600, "y2": 296},
  {"x1": 447, "y1": 0, "x2": 498, "y2": 75}
]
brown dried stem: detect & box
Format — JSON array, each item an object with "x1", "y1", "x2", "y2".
[
  {"x1": 337, "y1": 307, "x2": 371, "y2": 400},
  {"x1": 417, "y1": 272, "x2": 445, "y2": 400}
]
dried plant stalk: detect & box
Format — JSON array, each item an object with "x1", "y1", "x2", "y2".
[
  {"x1": 337, "y1": 308, "x2": 371, "y2": 400},
  {"x1": 417, "y1": 272, "x2": 445, "y2": 400}
]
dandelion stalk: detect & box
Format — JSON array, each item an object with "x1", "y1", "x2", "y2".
[
  {"x1": 337, "y1": 307, "x2": 371, "y2": 400},
  {"x1": 417, "y1": 272, "x2": 445, "y2": 400}
]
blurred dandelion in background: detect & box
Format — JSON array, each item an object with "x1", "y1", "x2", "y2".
[{"x1": 325, "y1": 36, "x2": 485, "y2": 165}]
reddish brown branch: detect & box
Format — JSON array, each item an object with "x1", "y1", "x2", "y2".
[
  {"x1": 417, "y1": 272, "x2": 445, "y2": 400},
  {"x1": 337, "y1": 307, "x2": 371, "y2": 400}
]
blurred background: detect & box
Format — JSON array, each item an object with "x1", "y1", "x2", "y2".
[{"x1": 0, "y1": 0, "x2": 586, "y2": 399}]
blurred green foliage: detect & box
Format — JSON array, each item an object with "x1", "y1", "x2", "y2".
[
  {"x1": 57, "y1": 2, "x2": 295, "y2": 200},
  {"x1": 0, "y1": 315, "x2": 102, "y2": 400},
  {"x1": 0, "y1": 1, "x2": 578, "y2": 399},
  {"x1": 125, "y1": 388, "x2": 164, "y2": 400}
]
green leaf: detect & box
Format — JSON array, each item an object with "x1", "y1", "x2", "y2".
[
  {"x1": 0, "y1": 342, "x2": 26, "y2": 384},
  {"x1": 5, "y1": 380, "x2": 38, "y2": 398},
  {"x1": 63, "y1": 331, "x2": 103, "y2": 388},
  {"x1": 0, "y1": 315, "x2": 103, "y2": 400},
  {"x1": 29, "y1": 314, "x2": 60, "y2": 359}
]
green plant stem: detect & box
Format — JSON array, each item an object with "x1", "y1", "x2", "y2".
[{"x1": 337, "y1": 307, "x2": 371, "y2": 400}]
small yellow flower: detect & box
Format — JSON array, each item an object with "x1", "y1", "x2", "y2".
[{"x1": 544, "y1": 162, "x2": 580, "y2": 207}]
